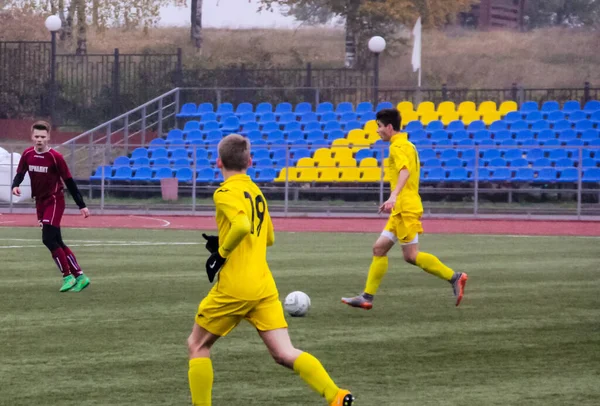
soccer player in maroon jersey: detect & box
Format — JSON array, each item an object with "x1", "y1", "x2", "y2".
[{"x1": 12, "y1": 120, "x2": 91, "y2": 292}]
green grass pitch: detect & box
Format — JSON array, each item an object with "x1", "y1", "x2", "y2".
[{"x1": 0, "y1": 227, "x2": 599, "y2": 405}]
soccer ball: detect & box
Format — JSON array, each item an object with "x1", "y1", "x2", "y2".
[{"x1": 284, "y1": 291, "x2": 311, "y2": 317}]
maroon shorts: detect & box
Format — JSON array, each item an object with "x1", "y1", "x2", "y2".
[{"x1": 36, "y1": 195, "x2": 65, "y2": 228}]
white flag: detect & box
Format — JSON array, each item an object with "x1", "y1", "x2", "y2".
[{"x1": 411, "y1": 17, "x2": 422, "y2": 73}]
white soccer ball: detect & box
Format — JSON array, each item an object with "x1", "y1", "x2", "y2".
[{"x1": 284, "y1": 291, "x2": 311, "y2": 317}]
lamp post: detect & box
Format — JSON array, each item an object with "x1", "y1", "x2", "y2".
[
  {"x1": 45, "y1": 15, "x2": 61, "y2": 128},
  {"x1": 368, "y1": 36, "x2": 386, "y2": 107}
]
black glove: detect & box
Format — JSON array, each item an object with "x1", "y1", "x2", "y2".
[
  {"x1": 202, "y1": 233, "x2": 219, "y2": 254},
  {"x1": 205, "y1": 251, "x2": 226, "y2": 283}
]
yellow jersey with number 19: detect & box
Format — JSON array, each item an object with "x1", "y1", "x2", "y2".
[
  {"x1": 388, "y1": 133, "x2": 423, "y2": 216},
  {"x1": 212, "y1": 174, "x2": 278, "y2": 301}
]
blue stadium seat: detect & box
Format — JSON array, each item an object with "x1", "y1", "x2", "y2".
[
  {"x1": 253, "y1": 149, "x2": 271, "y2": 160},
  {"x1": 344, "y1": 121, "x2": 362, "y2": 132},
  {"x1": 426, "y1": 121, "x2": 444, "y2": 132},
  {"x1": 521, "y1": 139, "x2": 539, "y2": 146},
  {"x1": 356, "y1": 102, "x2": 373, "y2": 115},
  {"x1": 261, "y1": 122, "x2": 279, "y2": 135},
  {"x1": 131, "y1": 147, "x2": 148, "y2": 159},
  {"x1": 336, "y1": 102, "x2": 354, "y2": 114},
  {"x1": 582, "y1": 157, "x2": 596, "y2": 167},
  {"x1": 510, "y1": 158, "x2": 529, "y2": 168},
  {"x1": 177, "y1": 103, "x2": 200, "y2": 119},
  {"x1": 275, "y1": 102, "x2": 293, "y2": 119},
  {"x1": 541, "y1": 101, "x2": 560, "y2": 113},
  {"x1": 531, "y1": 120, "x2": 550, "y2": 133},
  {"x1": 493, "y1": 130, "x2": 512, "y2": 144},
  {"x1": 196, "y1": 168, "x2": 215, "y2": 183},
  {"x1": 544, "y1": 139, "x2": 561, "y2": 147},
  {"x1": 356, "y1": 149, "x2": 374, "y2": 161},
  {"x1": 491, "y1": 168, "x2": 511, "y2": 181},
  {"x1": 113, "y1": 156, "x2": 131, "y2": 167},
  {"x1": 197, "y1": 102, "x2": 213, "y2": 114},
  {"x1": 328, "y1": 130, "x2": 346, "y2": 141},
  {"x1": 254, "y1": 102, "x2": 273, "y2": 117},
  {"x1": 437, "y1": 139, "x2": 453, "y2": 147},
  {"x1": 488, "y1": 158, "x2": 507, "y2": 168},
  {"x1": 525, "y1": 111, "x2": 543, "y2": 123},
  {"x1": 282, "y1": 121, "x2": 302, "y2": 134},
  {"x1": 306, "y1": 130, "x2": 325, "y2": 142},
  {"x1": 167, "y1": 139, "x2": 186, "y2": 151},
  {"x1": 558, "y1": 168, "x2": 578, "y2": 183},
  {"x1": 520, "y1": 101, "x2": 539, "y2": 114},
  {"x1": 255, "y1": 168, "x2": 276, "y2": 182},
  {"x1": 90, "y1": 166, "x2": 113, "y2": 181},
  {"x1": 562, "y1": 100, "x2": 580, "y2": 113},
  {"x1": 467, "y1": 120, "x2": 486, "y2": 134},
  {"x1": 536, "y1": 168, "x2": 558, "y2": 183},
  {"x1": 569, "y1": 110, "x2": 587, "y2": 122},
  {"x1": 311, "y1": 139, "x2": 330, "y2": 149},
  {"x1": 205, "y1": 130, "x2": 223, "y2": 145},
  {"x1": 489, "y1": 120, "x2": 508, "y2": 133},
  {"x1": 152, "y1": 157, "x2": 170, "y2": 169},
  {"x1": 440, "y1": 149, "x2": 458, "y2": 160},
  {"x1": 591, "y1": 111, "x2": 600, "y2": 125},
  {"x1": 444, "y1": 158, "x2": 463, "y2": 168},
  {"x1": 132, "y1": 157, "x2": 150, "y2": 169},
  {"x1": 583, "y1": 168, "x2": 600, "y2": 182},
  {"x1": 504, "y1": 111, "x2": 522, "y2": 124},
  {"x1": 201, "y1": 121, "x2": 220, "y2": 134},
  {"x1": 170, "y1": 149, "x2": 190, "y2": 162},
  {"x1": 446, "y1": 120, "x2": 465, "y2": 133},
  {"x1": 271, "y1": 149, "x2": 289, "y2": 161},
  {"x1": 200, "y1": 112, "x2": 217, "y2": 122},
  {"x1": 575, "y1": 120, "x2": 593, "y2": 132},
  {"x1": 132, "y1": 167, "x2": 153, "y2": 182},
  {"x1": 424, "y1": 158, "x2": 442, "y2": 167},
  {"x1": 316, "y1": 102, "x2": 334, "y2": 116},
  {"x1": 552, "y1": 119, "x2": 571, "y2": 132},
  {"x1": 503, "y1": 149, "x2": 522, "y2": 160},
  {"x1": 303, "y1": 121, "x2": 321, "y2": 133},
  {"x1": 235, "y1": 102, "x2": 253, "y2": 116},
  {"x1": 431, "y1": 130, "x2": 448, "y2": 144},
  {"x1": 482, "y1": 149, "x2": 501, "y2": 161},
  {"x1": 112, "y1": 167, "x2": 133, "y2": 181},
  {"x1": 254, "y1": 158, "x2": 273, "y2": 168},
  {"x1": 149, "y1": 138, "x2": 166, "y2": 150},
  {"x1": 289, "y1": 139, "x2": 309, "y2": 149},
  {"x1": 501, "y1": 139, "x2": 518, "y2": 147},
  {"x1": 558, "y1": 129, "x2": 577, "y2": 143},
  {"x1": 447, "y1": 167, "x2": 468, "y2": 181},
  {"x1": 175, "y1": 168, "x2": 193, "y2": 182},
  {"x1": 323, "y1": 121, "x2": 342, "y2": 134},
  {"x1": 515, "y1": 130, "x2": 533, "y2": 143},
  {"x1": 194, "y1": 158, "x2": 211, "y2": 168},
  {"x1": 279, "y1": 113, "x2": 297, "y2": 126},
  {"x1": 267, "y1": 130, "x2": 285, "y2": 146},
  {"x1": 247, "y1": 130, "x2": 263, "y2": 143},
  {"x1": 514, "y1": 168, "x2": 534, "y2": 182},
  {"x1": 410, "y1": 129, "x2": 427, "y2": 141},
  {"x1": 241, "y1": 122, "x2": 260, "y2": 135},
  {"x1": 186, "y1": 130, "x2": 203, "y2": 143},
  {"x1": 420, "y1": 148, "x2": 436, "y2": 161},
  {"x1": 292, "y1": 148, "x2": 311, "y2": 161},
  {"x1": 537, "y1": 129, "x2": 556, "y2": 143},
  {"x1": 584, "y1": 100, "x2": 600, "y2": 113},
  {"x1": 413, "y1": 139, "x2": 432, "y2": 148},
  {"x1": 581, "y1": 129, "x2": 599, "y2": 144},
  {"x1": 294, "y1": 102, "x2": 313, "y2": 118},
  {"x1": 167, "y1": 129, "x2": 185, "y2": 141},
  {"x1": 216, "y1": 103, "x2": 234, "y2": 117},
  {"x1": 359, "y1": 111, "x2": 376, "y2": 124},
  {"x1": 220, "y1": 116, "x2": 240, "y2": 134},
  {"x1": 375, "y1": 102, "x2": 394, "y2": 112},
  {"x1": 554, "y1": 157, "x2": 574, "y2": 168},
  {"x1": 318, "y1": 112, "x2": 335, "y2": 123},
  {"x1": 340, "y1": 112, "x2": 358, "y2": 122},
  {"x1": 426, "y1": 167, "x2": 447, "y2": 182},
  {"x1": 451, "y1": 130, "x2": 469, "y2": 144},
  {"x1": 546, "y1": 111, "x2": 565, "y2": 123},
  {"x1": 405, "y1": 121, "x2": 424, "y2": 132},
  {"x1": 286, "y1": 130, "x2": 305, "y2": 144},
  {"x1": 532, "y1": 158, "x2": 551, "y2": 168},
  {"x1": 373, "y1": 148, "x2": 390, "y2": 160},
  {"x1": 239, "y1": 112, "x2": 256, "y2": 124},
  {"x1": 510, "y1": 121, "x2": 528, "y2": 133},
  {"x1": 173, "y1": 158, "x2": 191, "y2": 169},
  {"x1": 549, "y1": 150, "x2": 568, "y2": 160}
]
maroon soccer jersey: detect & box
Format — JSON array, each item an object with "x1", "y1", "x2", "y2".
[{"x1": 16, "y1": 147, "x2": 72, "y2": 200}]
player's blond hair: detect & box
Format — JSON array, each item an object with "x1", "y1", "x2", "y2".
[
  {"x1": 218, "y1": 134, "x2": 251, "y2": 171},
  {"x1": 31, "y1": 120, "x2": 51, "y2": 134}
]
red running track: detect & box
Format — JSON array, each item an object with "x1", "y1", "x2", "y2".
[{"x1": 0, "y1": 214, "x2": 599, "y2": 236}]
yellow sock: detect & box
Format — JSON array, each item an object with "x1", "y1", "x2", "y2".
[
  {"x1": 293, "y1": 352, "x2": 340, "y2": 403},
  {"x1": 364, "y1": 256, "x2": 388, "y2": 295},
  {"x1": 415, "y1": 252, "x2": 455, "y2": 281},
  {"x1": 188, "y1": 357, "x2": 213, "y2": 406}
]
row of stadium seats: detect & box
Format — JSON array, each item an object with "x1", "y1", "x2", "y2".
[{"x1": 92, "y1": 164, "x2": 600, "y2": 184}]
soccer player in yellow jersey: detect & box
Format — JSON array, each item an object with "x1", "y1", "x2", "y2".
[
  {"x1": 342, "y1": 108, "x2": 468, "y2": 310},
  {"x1": 187, "y1": 134, "x2": 354, "y2": 406}
]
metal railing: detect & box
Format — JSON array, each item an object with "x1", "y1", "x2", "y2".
[{"x1": 1, "y1": 143, "x2": 598, "y2": 218}]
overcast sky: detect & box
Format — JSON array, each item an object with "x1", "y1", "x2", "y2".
[{"x1": 159, "y1": 0, "x2": 299, "y2": 28}]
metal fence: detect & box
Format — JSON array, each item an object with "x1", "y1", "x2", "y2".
[{"x1": 1, "y1": 141, "x2": 598, "y2": 218}]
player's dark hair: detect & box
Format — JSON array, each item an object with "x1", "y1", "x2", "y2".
[
  {"x1": 376, "y1": 109, "x2": 402, "y2": 131},
  {"x1": 218, "y1": 134, "x2": 250, "y2": 171},
  {"x1": 31, "y1": 120, "x2": 51, "y2": 133}
]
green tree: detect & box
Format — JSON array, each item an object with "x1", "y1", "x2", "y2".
[
  {"x1": 525, "y1": 0, "x2": 600, "y2": 28},
  {"x1": 259, "y1": 0, "x2": 475, "y2": 68}
]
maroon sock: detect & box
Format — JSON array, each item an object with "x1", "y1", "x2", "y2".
[
  {"x1": 51, "y1": 248, "x2": 71, "y2": 277},
  {"x1": 62, "y1": 246, "x2": 83, "y2": 277}
]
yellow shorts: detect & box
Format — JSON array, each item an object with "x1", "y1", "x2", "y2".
[
  {"x1": 195, "y1": 290, "x2": 288, "y2": 337},
  {"x1": 382, "y1": 214, "x2": 424, "y2": 244}
]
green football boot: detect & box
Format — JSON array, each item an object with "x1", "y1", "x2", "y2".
[
  {"x1": 60, "y1": 275, "x2": 77, "y2": 292},
  {"x1": 71, "y1": 274, "x2": 90, "y2": 292}
]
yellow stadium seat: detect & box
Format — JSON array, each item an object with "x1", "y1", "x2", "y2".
[
  {"x1": 332, "y1": 148, "x2": 353, "y2": 162},
  {"x1": 359, "y1": 157, "x2": 379, "y2": 167},
  {"x1": 297, "y1": 167, "x2": 318, "y2": 182},
  {"x1": 457, "y1": 101, "x2": 476, "y2": 116},
  {"x1": 437, "y1": 101, "x2": 456, "y2": 115},
  {"x1": 383, "y1": 157, "x2": 390, "y2": 167},
  {"x1": 416, "y1": 101, "x2": 435, "y2": 116},
  {"x1": 296, "y1": 157, "x2": 315, "y2": 167},
  {"x1": 275, "y1": 167, "x2": 298, "y2": 182},
  {"x1": 364, "y1": 120, "x2": 378, "y2": 133},
  {"x1": 317, "y1": 168, "x2": 340, "y2": 182},
  {"x1": 420, "y1": 112, "x2": 440, "y2": 126},
  {"x1": 396, "y1": 101, "x2": 414, "y2": 114},
  {"x1": 482, "y1": 111, "x2": 502, "y2": 126},
  {"x1": 360, "y1": 167, "x2": 382, "y2": 182},
  {"x1": 499, "y1": 101, "x2": 518, "y2": 116},
  {"x1": 347, "y1": 129, "x2": 367, "y2": 143},
  {"x1": 312, "y1": 148, "x2": 332, "y2": 162},
  {"x1": 401, "y1": 111, "x2": 419, "y2": 127},
  {"x1": 337, "y1": 157, "x2": 357, "y2": 168},
  {"x1": 478, "y1": 101, "x2": 497, "y2": 114},
  {"x1": 316, "y1": 157, "x2": 336, "y2": 167},
  {"x1": 461, "y1": 112, "x2": 481, "y2": 125},
  {"x1": 384, "y1": 166, "x2": 391, "y2": 182},
  {"x1": 441, "y1": 112, "x2": 460, "y2": 126},
  {"x1": 332, "y1": 138, "x2": 350, "y2": 148},
  {"x1": 340, "y1": 167, "x2": 361, "y2": 182}
]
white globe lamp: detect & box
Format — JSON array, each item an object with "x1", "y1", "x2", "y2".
[
  {"x1": 368, "y1": 36, "x2": 387, "y2": 54},
  {"x1": 45, "y1": 15, "x2": 62, "y2": 32}
]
